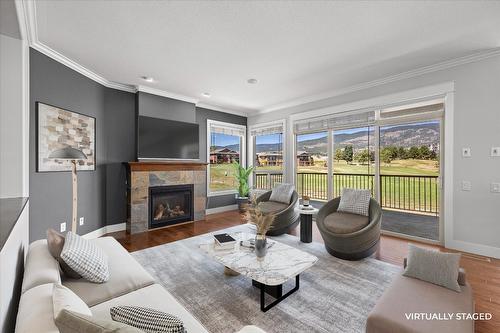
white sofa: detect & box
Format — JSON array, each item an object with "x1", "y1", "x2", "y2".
[{"x1": 15, "y1": 236, "x2": 264, "y2": 333}]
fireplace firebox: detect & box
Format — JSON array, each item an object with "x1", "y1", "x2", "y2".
[{"x1": 149, "y1": 184, "x2": 194, "y2": 229}]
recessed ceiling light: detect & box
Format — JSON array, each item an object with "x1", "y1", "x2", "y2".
[
  {"x1": 140, "y1": 76, "x2": 155, "y2": 83},
  {"x1": 202, "y1": 92, "x2": 211, "y2": 98},
  {"x1": 247, "y1": 78, "x2": 258, "y2": 84}
]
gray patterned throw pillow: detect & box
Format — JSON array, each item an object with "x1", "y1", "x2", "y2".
[
  {"x1": 403, "y1": 244, "x2": 461, "y2": 292},
  {"x1": 337, "y1": 188, "x2": 371, "y2": 216},
  {"x1": 110, "y1": 306, "x2": 185, "y2": 333},
  {"x1": 60, "y1": 232, "x2": 110, "y2": 283},
  {"x1": 269, "y1": 183, "x2": 295, "y2": 204}
]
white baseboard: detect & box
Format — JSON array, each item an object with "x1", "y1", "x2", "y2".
[
  {"x1": 206, "y1": 204, "x2": 238, "y2": 215},
  {"x1": 446, "y1": 239, "x2": 500, "y2": 259},
  {"x1": 82, "y1": 223, "x2": 126, "y2": 239}
]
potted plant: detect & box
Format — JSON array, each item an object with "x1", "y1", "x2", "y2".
[
  {"x1": 232, "y1": 162, "x2": 254, "y2": 212},
  {"x1": 246, "y1": 203, "x2": 275, "y2": 258}
]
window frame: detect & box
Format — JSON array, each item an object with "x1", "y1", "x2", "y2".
[
  {"x1": 248, "y1": 119, "x2": 286, "y2": 189},
  {"x1": 206, "y1": 119, "x2": 247, "y2": 197}
]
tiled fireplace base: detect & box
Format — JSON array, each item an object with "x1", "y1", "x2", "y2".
[{"x1": 126, "y1": 162, "x2": 207, "y2": 234}]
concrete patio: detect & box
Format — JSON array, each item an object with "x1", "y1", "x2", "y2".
[{"x1": 381, "y1": 209, "x2": 439, "y2": 241}]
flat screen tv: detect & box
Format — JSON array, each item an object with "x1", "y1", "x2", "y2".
[{"x1": 138, "y1": 116, "x2": 199, "y2": 160}]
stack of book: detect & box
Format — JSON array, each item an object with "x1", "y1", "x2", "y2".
[{"x1": 213, "y1": 233, "x2": 237, "y2": 250}]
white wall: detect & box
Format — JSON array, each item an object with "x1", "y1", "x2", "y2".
[
  {"x1": 249, "y1": 55, "x2": 500, "y2": 257},
  {"x1": 0, "y1": 34, "x2": 24, "y2": 198}
]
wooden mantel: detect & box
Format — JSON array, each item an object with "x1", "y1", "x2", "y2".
[{"x1": 127, "y1": 161, "x2": 208, "y2": 172}]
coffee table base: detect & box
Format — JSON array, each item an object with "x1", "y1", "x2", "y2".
[{"x1": 252, "y1": 275, "x2": 300, "y2": 312}]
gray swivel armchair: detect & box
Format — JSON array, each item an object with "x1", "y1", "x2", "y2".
[
  {"x1": 316, "y1": 197, "x2": 382, "y2": 260},
  {"x1": 255, "y1": 190, "x2": 300, "y2": 236}
]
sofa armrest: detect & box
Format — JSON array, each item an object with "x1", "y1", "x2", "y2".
[{"x1": 403, "y1": 257, "x2": 467, "y2": 286}]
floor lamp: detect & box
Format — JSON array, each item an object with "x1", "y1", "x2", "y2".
[{"x1": 49, "y1": 147, "x2": 88, "y2": 234}]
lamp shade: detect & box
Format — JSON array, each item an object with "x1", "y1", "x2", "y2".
[{"x1": 48, "y1": 147, "x2": 87, "y2": 160}]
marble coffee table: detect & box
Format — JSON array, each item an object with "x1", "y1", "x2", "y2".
[{"x1": 200, "y1": 233, "x2": 318, "y2": 312}]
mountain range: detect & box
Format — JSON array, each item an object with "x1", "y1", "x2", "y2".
[{"x1": 215, "y1": 122, "x2": 439, "y2": 154}]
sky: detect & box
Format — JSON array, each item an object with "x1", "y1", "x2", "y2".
[
  {"x1": 211, "y1": 133, "x2": 240, "y2": 148},
  {"x1": 255, "y1": 133, "x2": 283, "y2": 145}
]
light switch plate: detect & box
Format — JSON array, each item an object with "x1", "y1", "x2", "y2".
[
  {"x1": 79, "y1": 217, "x2": 85, "y2": 226},
  {"x1": 491, "y1": 183, "x2": 500, "y2": 193},
  {"x1": 491, "y1": 147, "x2": 500, "y2": 157},
  {"x1": 462, "y1": 148, "x2": 471, "y2": 157},
  {"x1": 461, "y1": 181, "x2": 472, "y2": 191},
  {"x1": 60, "y1": 222, "x2": 67, "y2": 233}
]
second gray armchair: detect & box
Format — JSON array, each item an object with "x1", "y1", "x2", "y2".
[{"x1": 316, "y1": 197, "x2": 382, "y2": 260}]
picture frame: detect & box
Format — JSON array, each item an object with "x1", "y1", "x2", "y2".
[{"x1": 36, "y1": 102, "x2": 96, "y2": 172}]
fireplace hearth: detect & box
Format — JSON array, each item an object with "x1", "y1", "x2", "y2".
[{"x1": 149, "y1": 184, "x2": 194, "y2": 229}]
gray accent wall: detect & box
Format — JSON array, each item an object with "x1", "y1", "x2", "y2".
[
  {"x1": 29, "y1": 49, "x2": 136, "y2": 241},
  {"x1": 137, "y1": 91, "x2": 196, "y2": 123},
  {"x1": 196, "y1": 107, "x2": 247, "y2": 209}
]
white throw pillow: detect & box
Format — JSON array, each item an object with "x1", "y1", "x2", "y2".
[
  {"x1": 269, "y1": 183, "x2": 295, "y2": 204},
  {"x1": 337, "y1": 188, "x2": 371, "y2": 216},
  {"x1": 52, "y1": 284, "x2": 92, "y2": 319},
  {"x1": 60, "y1": 232, "x2": 110, "y2": 283}
]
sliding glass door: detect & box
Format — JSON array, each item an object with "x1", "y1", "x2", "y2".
[
  {"x1": 379, "y1": 120, "x2": 441, "y2": 241},
  {"x1": 292, "y1": 101, "x2": 444, "y2": 243}
]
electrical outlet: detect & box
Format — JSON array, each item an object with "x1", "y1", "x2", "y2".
[
  {"x1": 491, "y1": 183, "x2": 500, "y2": 193},
  {"x1": 60, "y1": 222, "x2": 67, "y2": 233},
  {"x1": 79, "y1": 217, "x2": 85, "y2": 226},
  {"x1": 462, "y1": 148, "x2": 471, "y2": 158},
  {"x1": 461, "y1": 181, "x2": 472, "y2": 191},
  {"x1": 491, "y1": 147, "x2": 500, "y2": 157}
]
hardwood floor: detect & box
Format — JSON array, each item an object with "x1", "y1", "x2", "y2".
[{"x1": 108, "y1": 210, "x2": 500, "y2": 333}]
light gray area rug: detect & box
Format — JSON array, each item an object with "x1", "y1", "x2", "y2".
[{"x1": 132, "y1": 225, "x2": 400, "y2": 333}]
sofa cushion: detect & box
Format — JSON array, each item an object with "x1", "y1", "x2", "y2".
[
  {"x1": 21, "y1": 240, "x2": 61, "y2": 294},
  {"x1": 90, "y1": 284, "x2": 209, "y2": 333},
  {"x1": 61, "y1": 232, "x2": 110, "y2": 283},
  {"x1": 53, "y1": 283, "x2": 92, "y2": 318},
  {"x1": 15, "y1": 283, "x2": 59, "y2": 333},
  {"x1": 47, "y1": 228, "x2": 81, "y2": 279},
  {"x1": 256, "y1": 201, "x2": 288, "y2": 214},
  {"x1": 338, "y1": 188, "x2": 371, "y2": 216},
  {"x1": 366, "y1": 274, "x2": 473, "y2": 333},
  {"x1": 403, "y1": 244, "x2": 461, "y2": 292},
  {"x1": 269, "y1": 183, "x2": 295, "y2": 204},
  {"x1": 55, "y1": 309, "x2": 143, "y2": 333},
  {"x1": 63, "y1": 237, "x2": 155, "y2": 307},
  {"x1": 323, "y1": 212, "x2": 369, "y2": 234},
  {"x1": 110, "y1": 306, "x2": 185, "y2": 333}
]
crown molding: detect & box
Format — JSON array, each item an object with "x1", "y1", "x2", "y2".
[
  {"x1": 196, "y1": 102, "x2": 249, "y2": 117},
  {"x1": 258, "y1": 48, "x2": 500, "y2": 115},
  {"x1": 136, "y1": 85, "x2": 198, "y2": 104}
]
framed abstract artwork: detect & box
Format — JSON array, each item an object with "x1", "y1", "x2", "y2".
[{"x1": 37, "y1": 102, "x2": 96, "y2": 172}]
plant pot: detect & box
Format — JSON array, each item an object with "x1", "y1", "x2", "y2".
[
  {"x1": 255, "y1": 234, "x2": 267, "y2": 258},
  {"x1": 236, "y1": 196, "x2": 249, "y2": 213}
]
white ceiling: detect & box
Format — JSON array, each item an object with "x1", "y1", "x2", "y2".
[{"x1": 33, "y1": 0, "x2": 500, "y2": 114}]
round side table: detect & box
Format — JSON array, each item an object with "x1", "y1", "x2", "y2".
[{"x1": 295, "y1": 205, "x2": 319, "y2": 243}]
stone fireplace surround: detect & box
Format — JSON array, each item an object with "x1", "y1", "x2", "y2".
[{"x1": 126, "y1": 162, "x2": 207, "y2": 234}]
